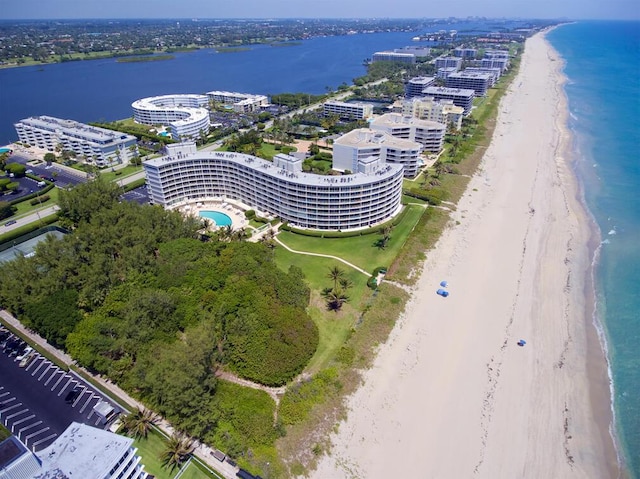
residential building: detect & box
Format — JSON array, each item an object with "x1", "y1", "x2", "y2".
[
  {"x1": 400, "y1": 97, "x2": 464, "y2": 130},
  {"x1": 480, "y1": 57, "x2": 510, "y2": 72},
  {"x1": 453, "y1": 47, "x2": 477, "y2": 58},
  {"x1": 436, "y1": 67, "x2": 458, "y2": 79},
  {"x1": 144, "y1": 143, "x2": 404, "y2": 231},
  {"x1": 405, "y1": 76, "x2": 435, "y2": 98},
  {"x1": 334, "y1": 128, "x2": 423, "y2": 178},
  {"x1": 370, "y1": 113, "x2": 445, "y2": 154},
  {"x1": 206, "y1": 91, "x2": 269, "y2": 113},
  {"x1": 393, "y1": 46, "x2": 431, "y2": 57},
  {"x1": 422, "y1": 86, "x2": 475, "y2": 116},
  {"x1": 445, "y1": 71, "x2": 493, "y2": 97},
  {"x1": 372, "y1": 51, "x2": 416, "y2": 64},
  {"x1": 132, "y1": 94, "x2": 210, "y2": 141},
  {"x1": 323, "y1": 101, "x2": 373, "y2": 120},
  {"x1": 434, "y1": 56, "x2": 462, "y2": 70},
  {"x1": 14, "y1": 116, "x2": 137, "y2": 167},
  {"x1": 464, "y1": 67, "x2": 501, "y2": 86},
  {"x1": 0, "y1": 423, "x2": 148, "y2": 479}
]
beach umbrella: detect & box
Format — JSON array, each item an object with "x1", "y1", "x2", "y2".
[{"x1": 440, "y1": 280, "x2": 448, "y2": 287}]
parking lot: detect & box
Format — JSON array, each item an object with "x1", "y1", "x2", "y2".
[
  {"x1": 0, "y1": 325, "x2": 124, "y2": 452},
  {"x1": 121, "y1": 184, "x2": 150, "y2": 204}
]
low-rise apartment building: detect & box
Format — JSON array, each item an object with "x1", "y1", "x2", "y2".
[
  {"x1": 405, "y1": 76, "x2": 435, "y2": 98},
  {"x1": 14, "y1": 116, "x2": 137, "y2": 167},
  {"x1": 434, "y1": 56, "x2": 462, "y2": 70},
  {"x1": 399, "y1": 97, "x2": 464, "y2": 130},
  {"x1": 445, "y1": 71, "x2": 493, "y2": 97},
  {"x1": 370, "y1": 113, "x2": 445, "y2": 154},
  {"x1": 372, "y1": 51, "x2": 416, "y2": 64},
  {"x1": 422, "y1": 86, "x2": 475, "y2": 116},
  {"x1": 333, "y1": 128, "x2": 423, "y2": 178},
  {"x1": 206, "y1": 91, "x2": 269, "y2": 113},
  {"x1": 323, "y1": 100, "x2": 373, "y2": 120}
]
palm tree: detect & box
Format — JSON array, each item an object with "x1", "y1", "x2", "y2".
[
  {"x1": 161, "y1": 433, "x2": 194, "y2": 471},
  {"x1": 324, "y1": 288, "x2": 349, "y2": 312},
  {"x1": 121, "y1": 408, "x2": 158, "y2": 439},
  {"x1": 327, "y1": 266, "x2": 345, "y2": 291},
  {"x1": 339, "y1": 277, "x2": 353, "y2": 291}
]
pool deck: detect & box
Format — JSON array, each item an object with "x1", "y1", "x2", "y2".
[{"x1": 176, "y1": 198, "x2": 252, "y2": 231}]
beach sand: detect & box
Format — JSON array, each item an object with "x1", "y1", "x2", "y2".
[{"x1": 311, "y1": 31, "x2": 620, "y2": 478}]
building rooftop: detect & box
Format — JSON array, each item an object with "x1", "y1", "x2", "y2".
[
  {"x1": 145, "y1": 144, "x2": 404, "y2": 186},
  {"x1": 15, "y1": 116, "x2": 136, "y2": 145},
  {"x1": 447, "y1": 71, "x2": 493, "y2": 80},
  {"x1": 335, "y1": 128, "x2": 421, "y2": 150},
  {"x1": 423, "y1": 86, "x2": 476, "y2": 97},
  {"x1": 372, "y1": 113, "x2": 445, "y2": 130},
  {"x1": 35, "y1": 422, "x2": 134, "y2": 479}
]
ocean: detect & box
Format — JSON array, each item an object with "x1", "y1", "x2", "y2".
[{"x1": 548, "y1": 21, "x2": 640, "y2": 478}]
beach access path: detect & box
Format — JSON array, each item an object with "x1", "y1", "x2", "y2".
[{"x1": 312, "y1": 30, "x2": 619, "y2": 479}]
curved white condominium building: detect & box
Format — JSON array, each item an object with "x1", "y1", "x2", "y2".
[
  {"x1": 144, "y1": 143, "x2": 404, "y2": 231},
  {"x1": 132, "y1": 94, "x2": 210, "y2": 141}
]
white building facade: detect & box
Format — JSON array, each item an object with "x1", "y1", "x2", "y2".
[
  {"x1": 333, "y1": 128, "x2": 423, "y2": 178},
  {"x1": 14, "y1": 116, "x2": 137, "y2": 167},
  {"x1": 372, "y1": 51, "x2": 416, "y2": 64},
  {"x1": 370, "y1": 113, "x2": 446, "y2": 154},
  {"x1": 445, "y1": 71, "x2": 493, "y2": 97},
  {"x1": 144, "y1": 143, "x2": 404, "y2": 231},
  {"x1": 400, "y1": 97, "x2": 464, "y2": 130},
  {"x1": 422, "y1": 86, "x2": 475, "y2": 116},
  {"x1": 323, "y1": 101, "x2": 373, "y2": 120},
  {"x1": 405, "y1": 76, "x2": 436, "y2": 98},
  {"x1": 206, "y1": 91, "x2": 269, "y2": 113},
  {"x1": 132, "y1": 94, "x2": 210, "y2": 141}
]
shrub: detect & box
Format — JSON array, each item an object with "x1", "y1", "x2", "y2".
[
  {"x1": 245, "y1": 210, "x2": 256, "y2": 219},
  {"x1": 4, "y1": 163, "x2": 26, "y2": 178},
  {"x1": 30, "y1": 195, "x2": 50, "y2": 206}
]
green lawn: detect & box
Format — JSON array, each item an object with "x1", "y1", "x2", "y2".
[
  {"x1": 99, "y1": 165, "x2": 144, "y2": 183},
  {"x1": 132, "y1": 429, "x2": 176, "y2": 479},
  {"x1": 274, "y1": 247, "x2": 372, "y2": 374},
  {"x1": 0, "y1": 424, "x2": 10, "y2": 441},
  {"x1": 276, "y1": 204, "x2": 426, "y2": 273},
  {"x1": 13, "y1": 188, "x2": 60, "y2": 216},
  {"x1": 179, "y1": 459, "x2": 224, "y2": 479}
]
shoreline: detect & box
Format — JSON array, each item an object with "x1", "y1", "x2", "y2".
[{"x1": 311, "y1": 30, "x2": 620, "y2": 479}]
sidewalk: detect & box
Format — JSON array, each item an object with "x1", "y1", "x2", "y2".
[{"x1": 0, "y1": 309, "x2": 239, "y2": 479}]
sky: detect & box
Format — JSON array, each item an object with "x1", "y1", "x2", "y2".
[{"x1": 0, "y1": 0, "x2": 637, "y2": 21}]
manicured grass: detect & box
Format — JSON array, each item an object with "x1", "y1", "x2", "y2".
[
  {"x1": 0, "y1": 424, "x2": 11, "y2": 441},
  {"x1": 179, "y1": 460, "x2": 224, "y2": 479},
  {"x1": 99, "y1": 165, "x2": 144, "y2": 183},
  {"x1": 13, "y1": 188, "x2": 60, "y2": 216},
  {"x1": 132, "y1": 428, "x2": 176, "y2": 479},
  {"x1": 276, "y1": 204, "x2": 425, "y2": 274},
  {"x1": 273, "y1": 248, "x2": 371, "y2": 374}
]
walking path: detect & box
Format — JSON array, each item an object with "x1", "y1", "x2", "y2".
[
  {"x1": 275, "y1": 236, "x2": 371, "y2": 277},
  {"x1": 0, "y1": 309, "x2": 238, "y2": 479}
]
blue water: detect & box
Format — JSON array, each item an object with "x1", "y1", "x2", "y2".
[
  {"x1": 0, "y1": 20, "x2": 532, "y2": 145},
  {"x1": 548, "y1": 21, "x2": 640, "y2": 478},
  {"x1": 199, "y1": 210, "x2": 232, "y2": 227}
]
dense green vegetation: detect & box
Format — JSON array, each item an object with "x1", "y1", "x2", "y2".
[{"x1": 0, "y1": 179, "x2": 317, "y2": 457}]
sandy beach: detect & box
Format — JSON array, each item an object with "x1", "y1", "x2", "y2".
[{"x1": 312, "y1": 31, "x2": 620, "y2": 479}]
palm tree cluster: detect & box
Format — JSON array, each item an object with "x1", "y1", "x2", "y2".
[{"x1": 322, "y1": 266, "x2": 352, "y2": 311}]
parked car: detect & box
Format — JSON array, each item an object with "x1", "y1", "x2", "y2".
[{"x1": 65, "y1": 387, "x2": 82, "y2": 404}]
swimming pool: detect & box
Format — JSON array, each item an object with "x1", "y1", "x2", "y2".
[
  {"x1": 199, "y1": 210, "x2": 232, "y2": 227},
  {"x1": 0, "y1": 147, "x2": 12, "y2": 154}
]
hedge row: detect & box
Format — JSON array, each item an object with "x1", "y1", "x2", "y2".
[
  {"x1": 10, "y1": 178, "x2": 54, "y2": 206},
  {"x1": 0, "y1": 213, "x2": 59, "y2": 246},
  {"x1": 30, "y1": 195, "x2": 50, "y2": 206}
]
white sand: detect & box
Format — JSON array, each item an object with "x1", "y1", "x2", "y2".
[{"x1": 312, "y1": 32, "x2": 619, "y2": 479}]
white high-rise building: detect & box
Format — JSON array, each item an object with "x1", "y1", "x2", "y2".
[
  {"x1": 445, "y1": 71, "x2": 493, "y2": 97},
  {"x1": 14, "y1": 116, "x2": 137, "y2": 167},
  {"x1": 144, "y1": 143, "x2": 404, "y2": 231},
  {"x1": 422, "y1": 86, "x2": 475, "y2": 116}
]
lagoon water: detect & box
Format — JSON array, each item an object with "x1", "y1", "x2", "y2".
[
  {"x1": 0, "y1": 30, "x2": 422, "y2": 144},
  {"x1": 548, "y1": 21, "x2": 640, "y2": 478}
]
